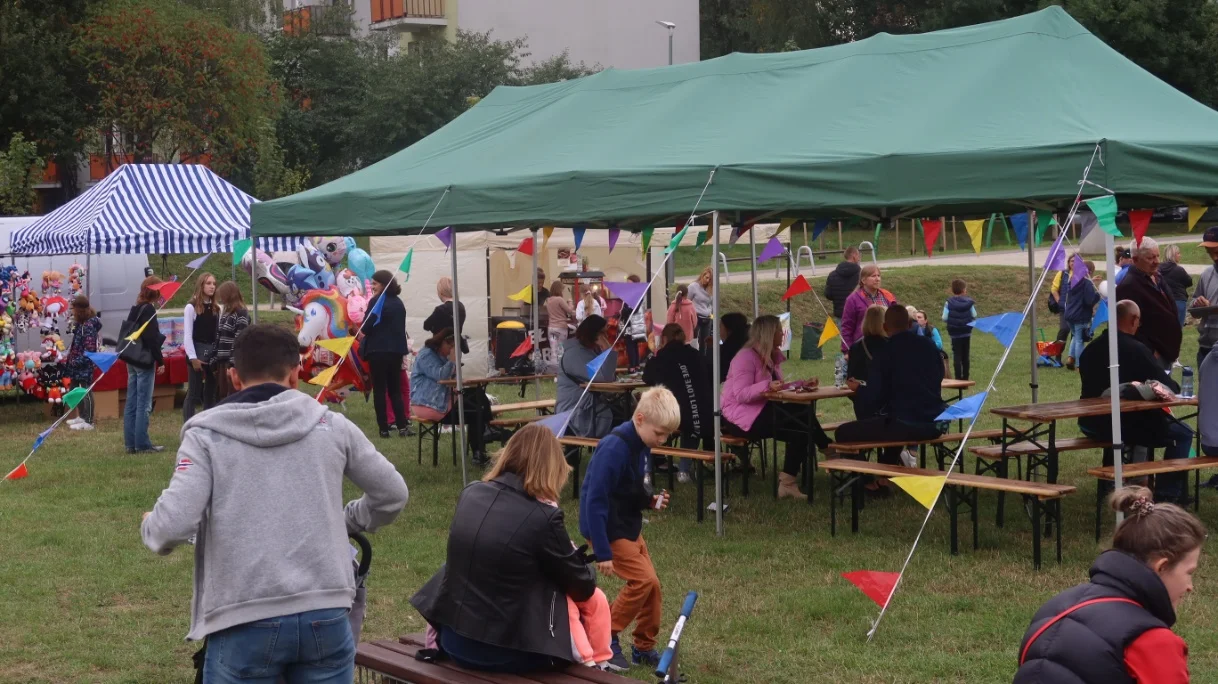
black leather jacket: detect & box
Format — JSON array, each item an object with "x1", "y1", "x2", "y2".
[{"x1": 410, "y1": 473, "x2": 597, "y2": 662}]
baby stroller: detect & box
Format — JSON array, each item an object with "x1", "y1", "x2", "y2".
[
  {"x1": 191, "y1": 532, "x2": 373, "y2": 683},
  {"x1": 1036, "y1": 328, "x2": 1064, "y2": 368}
]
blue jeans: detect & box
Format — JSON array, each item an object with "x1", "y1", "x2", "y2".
[
  {"x1": 1068, "y1": 323, "x2": 1089, "y2": 362},
  {"x1": 439, "y1": 625, "x2": 555, "y2": 673},
  {"x1": 123, "y1": 364, "x2": 155, "y2": 451},
  {"x1": 1176, "y1": 300, "x2": 1187, "y2": 327},
  {"x1": 1157, "y1": 420, "x2": 1193, "y2": 500},
  {"x1": 204, "y1": 608, "x2": 355, "y2": 683}
]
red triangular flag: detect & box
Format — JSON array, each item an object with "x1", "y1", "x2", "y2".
[
  {"x1": 510, "y1": 335, "x2": 533, "y2": 358},
  {"x1": 153, "y1": 281, "x2": 182, "y2": 301},
  {"x1": 1129, "y1": 209, "x2": 1152, "y2": 247},
  {"x1": 921, "y1": 219, "x2": 942, "y2": 257},
  {"x1": 5, "y1": 463, "x2": 28, "y2": 481},
  {"x1": 518, "y1": 236, "x2": 534, "y2": 257},
  {"x1": 781, "y1": 275, "x2": 812, "y2": 301},
  {"x1": 842, "y1": 570, "x2": 900, "y2": 608}
]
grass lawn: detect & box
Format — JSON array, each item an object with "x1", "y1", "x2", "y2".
[{"x1": 3, "y1": 265, "x2": 1218, "y2": 683}]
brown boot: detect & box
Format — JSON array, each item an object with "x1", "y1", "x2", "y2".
[{"x1": 778, "y1": 473, "x2": 807, "y2": 500}]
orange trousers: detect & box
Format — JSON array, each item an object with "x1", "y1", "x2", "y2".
[{"x1": 608, "y1": 536, "x2": 662, "y2": 651}]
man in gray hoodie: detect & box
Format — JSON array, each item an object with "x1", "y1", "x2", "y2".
[{"x1": 141, "y1": 324, "x2": 408, "y2": 683}]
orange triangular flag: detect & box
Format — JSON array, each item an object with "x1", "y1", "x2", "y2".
[
  {"x1": 510, "y1": 335, "x2": 533, "y2": 358},
  {"x1": 842, "y1": 570, "x2": 899, "y2": 608},
  {"x1": 5, "y1": 463, "x2": 29, "y2": 481},
  {"x1": 781, "y1": 275, "x2": 812, "y2": 301}
]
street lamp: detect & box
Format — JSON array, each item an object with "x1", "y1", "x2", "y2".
[{"x1": 655, "y1": 20, "x2": 675, "y2": 66}]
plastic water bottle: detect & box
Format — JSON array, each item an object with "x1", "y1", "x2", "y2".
[
  {"x1": 834, "y1": 354, "x2": 847, "y2": 388},
  {"x1": 1182, "y1": 366, "x2": 1194, "y2": 398}
]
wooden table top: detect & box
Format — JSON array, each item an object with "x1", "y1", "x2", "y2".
[
  {"x1": 763, "y1": 378, "x2": 967, "y2": 404},
  {"x1": 818, "y1": 459, "x2": 1076, "y2": 498},
  {"x1": 583, "y1": 380, "x2": 646, "y2": 393},
  {"x1": 991, "y1": 396, "x2": 1198, "y2": 422},
  {"x1": 942, "y1": 378, "x2": 976, "y2": 390},
  {"x1": 440, "y1": 374, "x2": 555, "y2": 386}
]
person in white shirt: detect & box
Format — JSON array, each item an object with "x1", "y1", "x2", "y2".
[
  {"x1": 183, "y1": 273, "x2": 218, "y2": 420},
  {"x1": 575, "y1": 289, "x2": 603, "y2": 323}
]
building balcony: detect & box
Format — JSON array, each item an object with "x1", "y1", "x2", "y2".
[
  {"x1": 370, "y1": 0, "x2": 446, "y2": 30},
  {"x1": 284, "y1": 4, "x2": 351, "y2": 36},
  {"x1": 33, "y1": 161, "x2": 60, "y2": 189},
  {"x1": 89, "y1": 154, "x2": 134, "y2": 182}
]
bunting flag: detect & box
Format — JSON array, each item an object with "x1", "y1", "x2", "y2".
[
  {"x1": 232, "y1": 238, "x2": 252, "y2": 266},
  {"x1": 842, "y1": 570, "x2": 900, "y2": 609},
  {"x1": 1008, "y1": 213, "x2": 1029, "y2": 250},
  {"x1": 936, "y1": 391, "x2": 988, "y2": 422},
  {"x1": 781, "y1": 275, "x2": 812, "y2": 301},
  {"x1": 507, "y1": 284, "x2": 532, "y2": 302},
  {"x1": 86, "y1": 351, "x2": 118, "y2": 373},
  {"x1": 517, "y1": 236, "x2": 534, "y2": 257},
  {"x1": 1189, "y1": 204, "x2": 1207, "y2": 232},
  {"x1": 366, "y1": 291, "x2": 386, "y2": 325},
  {"x1": 62, "y1": 387, "x2": 88, "y2": 411},
  {"x1": 436, "y1": 226, "x2": 453, "y2": 251},
  {"x1": 5, "y1": 463, "x2": 28, "y2": 481},
  {"x1": 694, "y1": 229, "x2": 710, "y2": 250},
  {"x1": 963, "y1": 220, "x2": 985, "y2": 254},
  {"x1": 542, "y1": 226, "x2": 555, "y2": 250},
  {"x1": 124, "y1": 318, "x2": 151, "y2": 342},
  {"x1": 972, "y1": 312, "x2": 1022, "y2": 348},
  {"x1": 811, "y1": 219, "x2": 831, "y2": 241},
  {"x1": 818, "y1": 317, "x2": 840, "y2": 348},
  {"x1": 891, "y1": 475, "x2": 946, "y2": 510},
  {"x1": 1035, "y1": 212, "x2": 1055, "y2": 246},
  {"x1": 1129, "y1": 210, "x2": 1152, "y2": 247},
  {"x1": 510, "y1": 335, "x2": 533, "y2": 358},
  {"x1": 151, "y1": 281, "x2": 182, "y2": 301},
  {"x1": 538, "y1": 410, "x2": 572, "y2": 438},
  {"x1": 608, "y1": 228, "x2": 620, "y2": 253},
  {"x1": 399, "y1": 248, "x2": 414, "y2": 280},
  {"x1": 666, "y1": 223, "x2": 690, "y2": 255},
  {"x1": 185, "y1": 254, "x2": 211, "y2": 269},
  {"x1": 31, "y1": 427, "x2": 51, "y2": 453},
  {"x1": 1070, "y1": 254, "x2": 1089, "y2": 288},
  {"x1": 1044, "y1": 236, "x2": 1067, "y2": 272},
  {"x1": 570, "y1": 227, "x2": 585, "y2": 253},
  {"x1": 586, "y1": 349, "x2": 611, "y2": 380},
  {"x1": 756, "y1": 236, "x2": 785, "y2": 263},
  {"x1": 1084, "y1": 196, "x2": 1121, "y2": 237},
  {"x1": 604, "y1": 281, "x2": 649, "y2": 310},
  {"x1": 317, "y1": 336, "x2": 356, "y2": 357},
  {"x1": 641, "y1": 228, "x2": 654, "y2": 254},
  {"x1": 307, "y1": 364, "x2": 339, "y2": 387},
  {"x1": 1076, "y1": 211, "x2": 1098, "y2": 239},
  {"x1": 1091, "y1": 299, "x2": 1109, "y2": 335},
  {"x1": 921, "y1": 219, "x2": 942, "y2": 256},
  {"x1": 772, "y1": 218, "x2": 797, "y2": 237},
  {"x1": 729, "y1": 222, "x2": 754, "y2": 247}
]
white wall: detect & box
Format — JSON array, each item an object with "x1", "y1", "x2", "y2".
[{"x1": 456, "y1": 0, "x2": 699, "y2": 69}]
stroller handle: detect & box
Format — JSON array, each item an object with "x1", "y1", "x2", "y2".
[{"x1": 350, "y1": 532, "x2": 373, "y2": 578}]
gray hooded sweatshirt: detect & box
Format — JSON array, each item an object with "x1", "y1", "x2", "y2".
[{"x1": 141, "y1": 386, "x2": 409, "y2": 641}]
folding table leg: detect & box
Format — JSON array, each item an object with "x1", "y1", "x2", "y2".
[
  {"x1": 572, "y1": 449, "x2": 582, "y2": 501},
  {"x1": 971, "y1": 488, "x2": 979, "y2": 551},
  {"x1": 696, "y1": 462, "x2": 704, "y2": 524},
  {"x1": 1030, "y1": 496, "x2": 1043, "y2": 571},
  {"x1": 996, "y1": 457, "x2": 1008, "y2": 528},
  {"x1": 947, "y1": 487, "x2": 959, "y2": 555},
  {"x1": 851, "y1": 477, "x2": 862, "y2": 534},
  {"x1": 829, "y1": 473, "x2": 838, "y2": 536},
  {"x1": 1055, "y1": 499, "x2": 1063, "y2": 564}
]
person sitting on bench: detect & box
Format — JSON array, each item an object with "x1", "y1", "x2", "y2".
[
  {"x1": 836, "y1": 305, "x2": 946, "y2": 487},
  {"x1": 1078, "y1": 300, "x2": 1191, "y2": 505}
]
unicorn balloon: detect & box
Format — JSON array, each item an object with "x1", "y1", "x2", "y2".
[
  {"x1": 292, "y1": 288, "x2": 351, "y2": 348},
  {"x1": 242, "y1": 248, "x2": 291, "y2": 298}
]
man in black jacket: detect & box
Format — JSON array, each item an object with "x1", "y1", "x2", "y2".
[
  {"x1": 824, "y1": 246, "x2": 861, "y2": 319},
  {"x1": 1078, "y1": 300, "x2": 1191, "y2": 503},
  {"x1": 1116, "y1": 237, "x2": 1181, "y2": 370}
]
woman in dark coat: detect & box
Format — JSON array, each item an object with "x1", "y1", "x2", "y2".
[
  {"x1": 707, "y1": 312, "x2": 750, "y2": 382},
  {"x1": 1159, "y1": 244, "x2": 1193, "y2": 326},
  {"x1": 362, "y1": 270, "x2": 410, "y2": 437},
  {"x1": 643, "y1": 323, "x2": 712, "y2": 482},
  {"x1": 412, "y1": 425, "x2": 598, "y2": 673},
  {"x1": 423, "y1": 276, "x2": 468, "y2": 354}
]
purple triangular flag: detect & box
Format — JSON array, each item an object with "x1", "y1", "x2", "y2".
[
  {"x1": 1070, "y1": 254, "x2": 1088, "y2": 288},
  {"x1": 604, "y1": 281, "x2": 649, "y2": 310},
  {"x1": 757, "y1": 236, "x2": 785, "y2": 264},
  {"x1": 608, "y1": 228, "x2": 620, "y2": 253},
  {"x1": 573, "y1": 227, "x2": 586, "y2": 253},
  {"x1": 1044, "y1": 235, "x2": 1066, "y2": 272},
  {"x1": 436, "y1": 227, "x2": 453, "y2": 252},
  {"x1": 538, "y1": 410, "x2": 572, "y2": 438},
  {"x1": 185, "y1": 254, "x2": 211, "y2": 269}
]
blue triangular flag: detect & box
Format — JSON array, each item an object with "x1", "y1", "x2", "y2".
[
  {"x1": 1009, "y1": 214, "x2": 1029, "y2": 251},
  {"x1": 936, "y1": 391, "x2": 988, "y2": 422},
  {"x1": 1091, "y1": 299, "x2": 1109, "y2": 335},
  {"x1": 367, "y1": 293, "x2": 386, "y2": 326},
  {"x1": 811, "y1": 219, "x2": 831, "y2": 241},
  {"x1": 85, "y1": 351, "x2": 118, "y2": 373},
  {"x1": 538, "y1": 410, "x2": 573, "y2": 438},
  {"x1": 573, "y1": 227, "x2": 586, "y2": 252},
  {"x1": 971, "y1": 312, "x2": 1022, "y2": 348},
  {"x1": 585, "y1": 350, "x2": 611, "y2": 380},
  {"x1": 185, "y1": 254, "x2": 211, "y2": 269},
  {"x1": 32, "y1": 427, "x2": 52, "y2": 453}
]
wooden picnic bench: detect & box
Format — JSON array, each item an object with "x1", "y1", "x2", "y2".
[
  {"x1": 490, "y1": 399, "x2": 557, "y2": 416},
  {"x1": 818, "y1": 459, "x2": 1076, "y2": 569},
  {"x1": 356, "y1": 633, "x2": 636, "y2": 684},
  {"x1": 969, "y1": 436, "x2": 1111, "y2": 526},
  {"x1": 650, "y1": 445, "x2": 738, "y2": 522},
  {"x1": 1089, "y1": 456, "x2": 1218, "y2": 540},
  {"x1": 442, "y1": 374, "x2": 556, "y2": 398},
  {"x1": 833, "y1": 428, "x2": 1011, "y2": 469}
]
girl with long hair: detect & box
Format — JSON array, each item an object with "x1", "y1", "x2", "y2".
[
  {"x1": 362, "y1": 270, "x2": 410, "y2": 438},
  {"x1": 183, "y1": 272, "x2": 219, "y2": 419},
  {"x1": 687, "y1": 267, "x2": 714, "y2": 349},
  {"x1": 64, "y1": 295, "x2": 102, "y2": 430},
  {"x1": 212, "y1": 281, "x2": 249, "y2": 400},
  {"x1": 123, "y1": 276, "x2": 165, "y2": 453},
  {"x1": 666, "y1": 284, "x2": 696, "y2": 343}
]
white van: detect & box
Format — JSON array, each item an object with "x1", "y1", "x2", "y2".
[{"x1": 0, "y1": 216, "x2": 150, "y2": 348}]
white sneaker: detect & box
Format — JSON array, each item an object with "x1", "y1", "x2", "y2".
[
  {"x1": 67, "y1": 417, "x2": 83, "y2": 426},
  {"x1": 900, "y1": 449, "x2": 918, "y2": 468},
  {"x1": 76, "y1": 422, "x2": 94, "y2": 431},
  {"x1": 706, "y1": 501, "x2": 729, "y2": 512},
  {"x1": 677, "y1": 472, "x2": 692, "y2": 484}
]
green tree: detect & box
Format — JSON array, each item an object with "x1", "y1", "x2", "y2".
[
  {"x1": 179, "y1": 0, "x2": 283, "y2": 33},
  {"x1": 0, "y1": 133, "x2": 44, "y2": 215},
  {"x1": 522, "y1": 51, "x2": 599, "y2": 85}
]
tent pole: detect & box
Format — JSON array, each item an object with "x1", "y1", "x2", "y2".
[
  {"x1": 1105, "y1": 232, "x2": 1124, "y2": 521},
  {"x1": 251, "y1": 248, "x2": 258, "y2": 325},
  {"x1": 711, "y1": 210, "x2": 723, "y2": 536},
  {"x1": 749, "y1": 223, "x2": 759, "y2": 319},
  {"x1": 451, "y1": 231, "x2": 469, "y2": 486},
  {"x1": 1027, "y1": 211, "x2": 1037, "y2": 403},
  {"x1": 530, "y1": 227, "x2": 541, "y2": 398}
]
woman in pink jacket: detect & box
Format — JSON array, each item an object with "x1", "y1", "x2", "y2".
[
  {"x1": 721, "y1": 315, "x2": 832, "y2": 500},
  {"x1": 666, "y1": 284, "x2": 697, "y2": 343},
  {"x1": 840, "y1": 264, "x2": 896, "y2": 354}
]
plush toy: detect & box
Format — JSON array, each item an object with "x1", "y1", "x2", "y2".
[
  {"x1": 0, "y1": 368, "x2": 12, "y2": 391},
  {"x1": 67, "y1": 264, "x2": 86, "y2": 298},
  {"x1": 41, "y1": 270, "x2": 64, "y2": 297},
  {"x1": 39, "y1": 332, "x2": 66, "y2": 365}
]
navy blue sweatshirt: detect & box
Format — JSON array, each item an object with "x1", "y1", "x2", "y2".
[
  {"x1": 859, "y1": 330, "x2": 946, "y2": 424},
  {"x1": 579, "y1": 421, "x2": 652, "y2": 561}
]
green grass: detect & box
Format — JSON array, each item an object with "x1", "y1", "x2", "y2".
[{"x1": 2, "y1": 265, "x2": 1217, "y2": 683}]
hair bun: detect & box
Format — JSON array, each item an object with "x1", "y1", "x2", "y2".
[{"x1": 1109, "y1": 485, "x2": 1155, "y2": 516}]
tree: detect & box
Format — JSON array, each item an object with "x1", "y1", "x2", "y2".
[
  {"x1": 521, "y1": 51, "x2": 600, "y2": 85},
  {"x1": 0, "y1": 133, "x2": 44, "y2": 215},
  {"x1": 74, "y1": 0, "x2": 276, "y2": 173},
  {"x1": 179, "y1": 0, "x2": 283, "y2": 33}
]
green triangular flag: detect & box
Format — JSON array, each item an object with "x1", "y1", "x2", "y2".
[
  {"x1": 232, "y1": 238, "x2": 252, "y2": 266},
  {"x1": 665, "y1": 223, "x2": 690, "y2": 255},
  {"x1": 63, "y1": 386, "x2": 88, "y2": 411},
  {"x1": 694, "y1": 229, "x2": 710, "y2": 250},
  {"x1": 1084, "y1": 195, "x2": 1122, "y2": 237},
  {"x1": 641, "y1": 227, "x2": 654, "y2": 254},
  {"x1": 399, "y1": 248, "x2": 414, "y2": 280},
  {"x1": 1036, "y1": 212, "x2": 1055, "y2": 246}
]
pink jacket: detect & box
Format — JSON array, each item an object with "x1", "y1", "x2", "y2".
[
  {"x1": 722, "y1": 347, "x2": 784, "y2": 432},
  {"x1": 667, "y1": 297, "x2": 697, "y2": 342}
]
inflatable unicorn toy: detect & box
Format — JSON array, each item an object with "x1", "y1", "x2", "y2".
[
  {"x1": 241, "y1": 248, "x2": 291, "y2": 299},
  {"x1": 291, "y1": 288, "x2": 352, "y2": 348}
]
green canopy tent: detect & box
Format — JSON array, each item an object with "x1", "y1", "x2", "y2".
[{"x1": 253, "y1": 6, "x2": 1218, "y2": 533}]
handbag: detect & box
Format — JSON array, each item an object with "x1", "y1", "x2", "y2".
[
  {"x1": 1047, "y1": 290, "x2": 1061, "y2": 315},
  {"x1": 118, "y1": 316, "x2": 154, "y2": 368}
]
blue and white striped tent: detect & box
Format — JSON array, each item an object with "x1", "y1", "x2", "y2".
[{"x1": 10, "y1": 164, "x2": 299, "y2": 255}]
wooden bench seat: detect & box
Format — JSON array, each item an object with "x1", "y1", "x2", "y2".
[
  {"x1": 651, "y1": 446, "x2": 741, "y2": 519},
  {"x1": 488, "y1": 415, "x2": 545, "y2": 428},
  {"x1": 491, "y1": 399, "x2": 556, "y2": 416},
  {"x1": 1088, "y1": 456, "x2": 1218, "y2": 540},
  {"x1": 832, "y1": 428, "x2": 1011, "y2": 453},
  {"x1": 970, "y1": 436, "x2": 1112, "y2": 459},
  {"x1": 357, "y1": 636, "x2": 636, "y2": 684},
  {"x1": 818, "y1": 458, "x2": 1075, "y2": 569}
]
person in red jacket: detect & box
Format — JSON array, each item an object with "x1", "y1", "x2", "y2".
[{"x1": 1014, "y1": 485, "x2": 1205, "y2": 683}]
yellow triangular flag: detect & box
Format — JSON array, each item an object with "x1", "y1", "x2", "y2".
[
  {"x1": 316, "y1": 336, "x2": 356, "y2": 357},
  {"x1": 124, "y1": 318, "x2": 150, "y2": 342},
  {"x1": 891, "y1": 475, "x2": 946, "y2": 510},
  {"x1": 963, "y1": 219, "x2": 985, "y2": 254},
  {"x1": 818, "y1": 317, "x2": 840, "y2": 348},
  {"x1": 307, "y1": 364, "x2": 339, "y2": 387},
  {"x1": 541, "y1": 226, "x2": 555, "y2": 250},
  {"x1": 772, "y1": 218, "x2": 797, "y2": 238},
  {"x1": 507, "y1": 284, "x2": 532, "y2": 302},
  {"x1": 1188, "y1": 204, "x2": 1206, "y2": 232}
]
